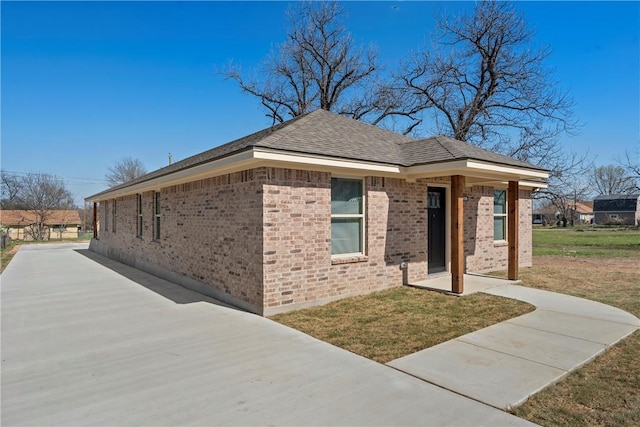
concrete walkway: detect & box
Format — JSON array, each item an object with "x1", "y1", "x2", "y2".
[
  {"x1": 388, "y1": 283, "x2": 640, "y2": 409},
  {"x1": 1, "y1": 243, "x2": 530, "y2": 426}
]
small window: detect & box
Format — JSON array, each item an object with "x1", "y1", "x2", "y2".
[
  {"x1": 428, "y1": 191, "x2": 441, "y2": 209},
  {"x1": 112, "y1": 200, "x2": 117, "y2": 233},
  {"x1": 136, "y1": 194, "x2": 143, "y2": 238},
  {"x1": 494, "y1": 190, "x2": 507, "y2": 241},
  {"x1": 331, "y1": 177, "x2": 364, "y2": 255},
  {"x1": 154, "y1": 191, "x2": 161, "y2": 241},
  {"x1": 104, "y1": 202, "x2": 109, "y2": 232},
  {"x1": 609, "y1": 213, "x2": 619, "y2": 219}
]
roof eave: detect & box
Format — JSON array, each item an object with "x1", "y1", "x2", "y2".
[
  {"x1": 406, "y1": 159, "x2": 549, "y2": 185},
  {"x1": 86, "y1": 150, "x2": 549, "y2": 202}
]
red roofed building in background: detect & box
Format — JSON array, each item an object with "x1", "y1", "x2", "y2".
[{"x1": 0, "y1": 210, "x2": 82, "y2": 240}]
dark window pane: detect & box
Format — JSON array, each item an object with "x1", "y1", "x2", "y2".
[
  {"x1": 494, "y1": 217, "x2": 506, "y2": 240},
  {"x1": 331, "y1": 218, "x2": 362, "y2": 254},
  {"x1": 494, "y1": 190, "x2": 506, "y2": 214},
  {"x1": 331, "y1": 178, "x2": 362, "y2": 215}
]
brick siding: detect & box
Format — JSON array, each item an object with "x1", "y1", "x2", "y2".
[
  {"x1": 95, "y1": 167, "x2": 534, "y2": 315},
  {"x1": 96, "y1": 171, "x2": 264, "y2": 313},
  {"x1": 463, "y1": 186, "x2": 532, "y2": 272}
]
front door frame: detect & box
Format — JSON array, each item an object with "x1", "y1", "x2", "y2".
[{"x1": 427, "y1": 184, "x2": 451, "y2": 275}]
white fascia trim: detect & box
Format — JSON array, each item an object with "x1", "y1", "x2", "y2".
[
  {"x1": 406, "y1": 160, "x2": 548, "y2": 181},
  {"x1": 87, "y1": 148, "x2": 549, "y2": 202},
  {"x1": 519, "y1": 180, "x2": 548, "y2": 189},
  {"x1": 87, "y1": 148, "x2": 403, "y2": 202},
  {"x1": 466, "y1": 160, "x2": 549, "y2": 179},
  {"x1": 252, "y1": 148, "x2": 403, "y2": 175},
  {"x1": 86, "y1": 150, "x2": 259, "y2": 201}
]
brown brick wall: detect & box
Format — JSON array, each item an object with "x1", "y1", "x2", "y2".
[
  {"x1": 262, "y1": 171, "x2": 454, "y2": 315},
  {"x1": 464, "y1": 186, "x2": 532, "y2": 272},
  {"x1": 96, "y1": 170, "x2": 265, "y2": 313},
  {"x1": 94, "y1": 167, "x2": 534, "y2": 315}
]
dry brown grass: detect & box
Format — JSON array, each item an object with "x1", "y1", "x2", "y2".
[
  {"x1": 0, "y1": 243, "x2": 21, "y2": 273},
  {"x1": 271, "y1": 287, "x2": 533, "y2": 363},
  {"x1": 502, "y1": 256, "x2": 640, "y2": 426}
]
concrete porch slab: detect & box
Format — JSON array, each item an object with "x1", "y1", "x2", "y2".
[{"x1": 409, "y1": 273, "x2": 521, "y2": 296}]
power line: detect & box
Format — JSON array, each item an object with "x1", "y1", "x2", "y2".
[{"x1": 0, "y1": 170, "x2": 108, "y2": 184}]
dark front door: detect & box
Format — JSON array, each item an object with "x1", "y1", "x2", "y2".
[{"x1": 428, "y1": 187, "x2": 446, "y2": 274}]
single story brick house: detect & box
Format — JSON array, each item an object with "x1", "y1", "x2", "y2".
[
  {"x1": 1, "y1": 209, "x2": 82, "y2": 240},
  {"x1": 593, "y1": 194, "x2": 640, "y2": 225},
  {"x1": 86, "y1": 109, "x2": 548, "y2": 315}
]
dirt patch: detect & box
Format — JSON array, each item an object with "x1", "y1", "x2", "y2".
[{"x1": 534, "y1": 256, "x2": 639, "y2": 275}]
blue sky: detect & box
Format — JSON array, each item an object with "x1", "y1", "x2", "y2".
[{"x1": 2, "y1": 1, "x2": 639, "y2": 205}]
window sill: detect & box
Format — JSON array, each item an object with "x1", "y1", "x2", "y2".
[
  {"x1": 494, "y1": 240, "x2": 508, "y2": 247},
  {"x1": 331, "y1": 255, "x2": 368, "y2": 265}
]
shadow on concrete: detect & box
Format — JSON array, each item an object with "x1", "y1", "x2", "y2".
[{"x1": 74, "y1": 249, "x2": 237, "y2": 310}]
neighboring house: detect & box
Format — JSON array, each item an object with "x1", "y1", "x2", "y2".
[
  {"x1": 86, "y1": 109, "x2": 549, "y2": 316},
  {"x1": 533, "y1": 201, "x2": 594, "y2": 225},
  {"x1": 0, "y1": 210, "x2": 82, "y2": 240},
  {"x1": 572, "y1": 201, "x2": 594, "y2": 223},
  {"x1": 593, "y1": 194, "x2": 640, "y2": 225}
]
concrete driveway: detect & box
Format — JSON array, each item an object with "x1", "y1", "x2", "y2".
[{"x1": 1, "y1": 243, "x2": 530, "y2": 426}]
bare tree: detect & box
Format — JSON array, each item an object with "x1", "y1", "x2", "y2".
[
  {"x1": 591, "y1": 164, "x2": 637, "y2": 196},
  {"x1": 222, "y1": 1, "x2": 421, "y2": 133},
  {"x1": 1, "y1": 172, "x2": 24, "y2": 208},
  {"x1": 105, "y1": 157, "x2": 147, "y2": 187},
  {"x1": 399, "y1": 1, "x2": 578, "y2": 167},
  {"x1": 17, "y1": 173, "x2": 75, "y2": 240},
  {"x1": 618, "y1": 148, "x2": 640, "y2": 192}
]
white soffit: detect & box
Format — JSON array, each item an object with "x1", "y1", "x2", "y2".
[
  {"x1": 86, "y1": 149, "x2": 548, "y2": 201},
  {"x1": 406, "y1": 160, "x2": 548, "y2": 181},
  {"x1": 253, "y1": 148, "x2": 402, "y2": 175}
]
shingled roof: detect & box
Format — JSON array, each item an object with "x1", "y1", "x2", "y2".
[
  {"x1": 89, "y1": 109, "x2": 546, "y2": 198},
  {"x1": 1, "y1": 210, "x2": 81, "y2": 226},
  {"x1": 399, "y1": 135, "x2": 542, "y2": 169}
]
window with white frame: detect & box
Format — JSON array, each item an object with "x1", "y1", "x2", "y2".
[
  {"x1": 154, "y1": 191, "x2": 161, "y2": 241},
  {"x1": 331, "y1": 177, "x2": 364, "y2": 255},
  {"x1": 136, "y1": 194, "x2": 143, "y2": 237},
  {"x1": 494, "y1": 189, "x2": 507, "y2": 241}
]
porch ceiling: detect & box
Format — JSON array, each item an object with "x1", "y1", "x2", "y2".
[{"x1": 405, "y1": 159, "x2": 548, "y2": 188}]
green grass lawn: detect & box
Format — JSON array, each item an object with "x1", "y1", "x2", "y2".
[
  {"x1": 271, "y1": 288, "x2": 533, "y2": 363},
  {"x1": 533, "y1": 227, "x2": 640, "y2": 257}
]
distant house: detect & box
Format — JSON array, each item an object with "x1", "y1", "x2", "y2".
[
  {"x1": 593, "y1": 194, "x2": 640, "y2": 225},
  {"x1": 571, "y1": 201, "x2": 594, "y2": 224},
  {"x1": 0, "y1": 210, "x2": 82, "y2": 240},
  {"x1": 533, "y1": 201, "x2": 593, "y2": 225}
]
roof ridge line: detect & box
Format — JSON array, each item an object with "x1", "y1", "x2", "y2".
[{"x1": 433, "y1": 135, "x2": 458, "y2": 159}]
